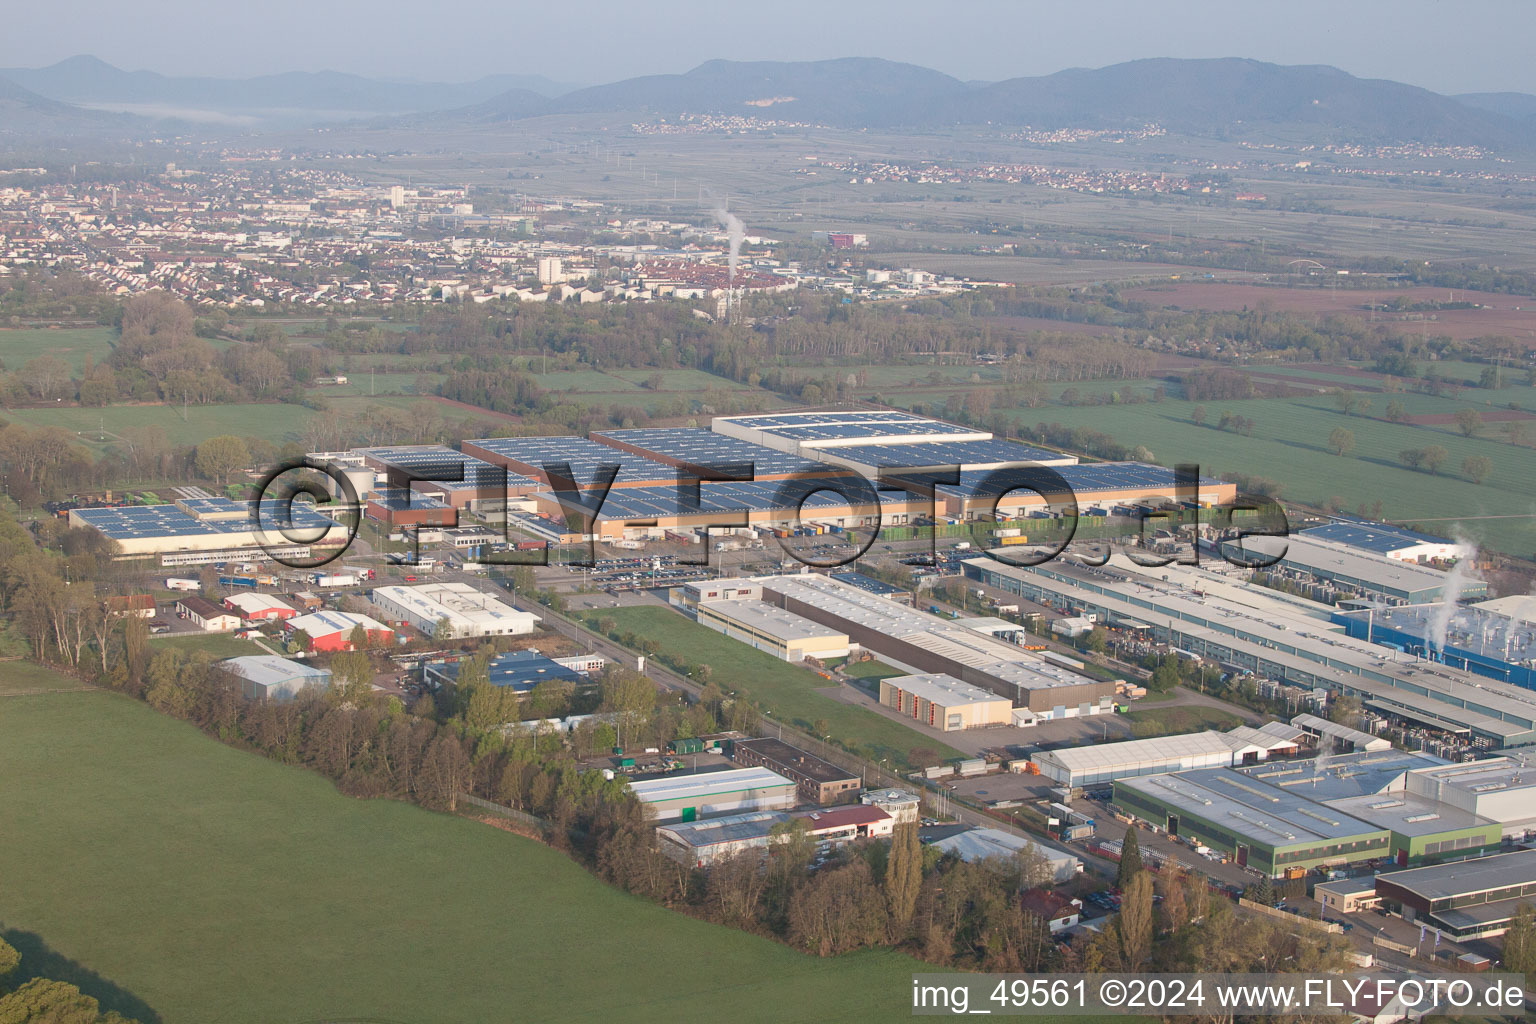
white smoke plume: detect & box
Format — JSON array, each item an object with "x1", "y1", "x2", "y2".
[
  {"x1": 1427, "y1": 531, "x2": 1479, "y2": 655},
  {"x1": 712, "y1": 204, "x2": 746, "y2": 286}
]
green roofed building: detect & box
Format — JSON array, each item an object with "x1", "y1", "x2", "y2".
[{"x1": 1113, "y1": 767, "x2": 1391, "y2": 877}]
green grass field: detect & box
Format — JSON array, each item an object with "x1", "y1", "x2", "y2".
[
  {"x1": 583, "y1": 606, "x2": 963, "y2": 767},
  {"x1": 1123, "y1": 703, "x2": 1244, "y2": 738},
  {"x1": 148, "y1": 632, "x2": 264, "y2": 659},
  {"x1": 0, "y1": 660, "x2": 89, "y2": 695},
  {"x1": 0, "y1": 685, "x2": 927, "y2": 1023},
  {"x1": 0, "y1": 327, "x2": 116, "y2": 373},
  {"x1": 988, "y1": 392, "x2": 1536, "y2": 554},
  {"x1": 1, "y1": 402, "x2": 321, "y2": 447}
]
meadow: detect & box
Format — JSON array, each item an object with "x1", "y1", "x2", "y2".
[
  {"x1": 0, "y1": 684, "x2": 928, "y2": 1023},
  {"x1": 0, "y1": 326, "x2": 116, "y2": 372},
  {"x1": 582, "y1": 606, "x2": 964, "y2": 767}
]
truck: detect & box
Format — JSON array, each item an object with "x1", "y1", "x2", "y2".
[
  {"x1": 310, "y1": 572, "x2": 359, "y2": 588},
  {"x1": 165, "y1": 577, "x2": 201, "y2": 592},
  {"x1": 218, "y1": 574, "x2": 276, "y2": 589}
]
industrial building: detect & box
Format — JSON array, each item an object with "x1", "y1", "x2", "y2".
[
  {"x1": 711, "y1": 410, "x2": 993, "y2": 454},
  {"x1": 1290, "y1": 712, "x2": 1393, "y2": 753},
  {"x1": 371, "y1": 582, "x2": 539, "y2": 639},
  {"x1": 588, "y1": 427, "x2": 834, "y2": 480},
  {"x1": 1297, "y1": 522, "x2": 1474, "y2": 564},
  {"x1": 1113, "y1": 768, "x2": 1393, "y2": 877},
  {"x1": 750, "y1": 573, "x2": 1117, "y2": 713},
  {"x1": 964, "y1": 556, "x2": 1536, "y2": 748},
  {"x1": 1235, "y1": 750, "x2": 1450, "y2": 800},
  {"x1": 176, "y1": 596, "x2": 240, "y2": 632},
  {"x1": 695, "y1": 599, "x2": 851, "y2": 663},
  {"x1": 730, "y1": 737, "x2": 862, "y2": 806},
  {"x1": 1323, "y1": 791, "x2": 1501, "y2": 867},
  {"x1": 1220, "y1": 534, "x2": 1472, "y2": 605},
  {"x1": 285, "y1": 610, "x2": 394, "y2": 652},
  {"x1": 1405, "y1": 757, "x2": 1536, "y2": 840},
  {"x1": 1333, "y1": 597, "x2": 1536, "y2": 691},
  {"x1": 219, "y1": 655, "x2": 332, "y2": 702},
  {"x1": 927, "y1": 827, "x2": 1083, "y2": 883},
  {"x1": 628, "y1": 766, "x2": 798, "y2": 823},
  {"x1": 878, "y1": 672, "x2": 1014, "y2": 731},
  {"x1": 1033, "y1": 730, "x2": 1276, "y2": 788},
  {"x1": 791, "y1": 805, "x2": 893, "y2": 844},
  {"x1": 1373, "y1": 849, "x2": 1536, "y2": 940},
  {"x1": 422, "y1": 649, "x2": 581, "y2": 694},
  {"x1": 222, "y1": 592, "x2": 296, "y2": 622},
  {"x1": 354, "y1": 444, "x2": 540, "y2": 512},
  {"x1": 861, "y1": 788, "x2": 921, "y2": 825},
  {"x1": 68, "y1": 497, "x2": 346, "y2": 565},
  {"x1": 365, "y1": 489, "x2": 458, "y2": 528},
  {"x1": 655, "y1": 810, "x2": 790, "y2": 866}
]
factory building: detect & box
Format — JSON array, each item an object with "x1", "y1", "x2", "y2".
[
  {"x1": 222, "y1": 592, "x2": 297, "y2": 622},
  {"x1": 928, "y1": 828, "x2": 1083, "y2": 883},
  {"x1": 354, "y1": 444, "x2": 540, "y2": 513},
  {"x1": 285, "y1": 611, "x2": 394, "y2": 652},
  {"x1": 1373, "y1": 849, "x2": 1536, "y2": 940},
  {"x1": 1405, "y1": 758, "x2": 1536, "y2": 840},
  {"x1": 695, "y1": 599, "x2": 851, "y2": 663},
  {"x1": 628, "y1": 766, "x2": 798, "y2": 823},
  {"x1": 730, "y1": 737, "x2": 862, "y2": 806},
  {"x1": 365, "y1": 489, "x2": 458, "y2": 528},
  {"x1": 1033, "y1": 730, "x2": 1273, "y2": 788},
  {"x1": 964, "y1": 556, "x2": 1536, "y2": 748},
  {"x1": 68, "y1": 497, "x2": 344, "y2": 565},
  {"x1": 752, "y1": 573, "x2": 1116, "y2": 713},
  {"x1": 219, "y1": 655, "x2": 332, "y2": 702},
  {"x1": 1290, "y1": 713, "x2": 1393, "y2": 753},
  {"x1": 1113, "y1": 768, "x2": 1392, "y2": 877},
  {"x1": 422, "y1": 649, "x2": 581, "y2": 694},
  {"x1": 711, "y1": 410, "x2": 992, "y2": 455},
  {"x1": 1235, "y1": 750, "x2": 1449, "y2": 799},
  {"x1": 1324, "y1": 791, "x2": 1502, "y2": 867},
  {"x1": 371, "y1": 582, "x2": 539, "y2": 639},
  {"x1": 1298, "y1": 522, "x2": 1474, "y2": 564},
  {"x1": 878, "y1": 672, "x2": 1014, "y2": 731},
  {"x1": 656, "y1": 810, "x2": 791, "y2": 866},
  {"x1": 1221, "y1": 534, "x2": 1472, "y2": 605},
  {"x1": 588, "y1": 427, "x2": 835, "y2": 481},
  {"x1": 1333, "y1": 597, "x2": 1536, "y2": 691},
  {"x1": 791, "y1": 805, "x2": 893, "y2": 844}
]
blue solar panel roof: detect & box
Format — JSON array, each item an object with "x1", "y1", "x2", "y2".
[
  {"x1": 73, "y1": 501, "x2": 337, "y2": 540},
  {"x1": 1299, "y1": 522, "x2": 1451, "y2": 553},
  {"x1": 593, "y1": 428, "x2": 829, "y2": 476},
  {"x1": 465, "y1": 436, "x2": 675, "y2": 486},
  {"x1": 543, "y1": 477, "x2": 913, "y2": 522},
  {"x1": 938, "y1": 462, "x2": 1220, "y2": 500},
  {"x1": 819, "y1": 439, "x2": 1070, "y2": 468}
]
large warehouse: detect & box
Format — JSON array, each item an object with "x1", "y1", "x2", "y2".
[
  {"x1": 218, "y1": 655, "x2": 332, "y2": 702},
  {"x1": 711, "y1": 410, "x2": 992, "y2": 454},
  {"x1": 695, "y1": 598, "x2": 851, "y2": 663},
  {"x1": 751, "y1": 573, "x2": 1117, "y2": 713},
  {"x1": 628, "y1": 767, "x2": 798, "y2": 823},
  {"x1": 928, "y1": 827, "x2": 1083, "y2": 882},
  {"x1": 879, "y1": 672, "x2": 1014, "y2": 731},
  {"x1": 588, "y1": 427, "x2": 834, "y2": 480},
  {"x1": 1373, "y1": 849, "x2": 1536, "y2": 940},
  {"x1": 1034, "y1": 729, "x2": 1273, "y2": 788},
  {"x1": 964, "y1": 556, "x2": 1536, "y2": 748},
  {"x1": 284, "y1": 611, "x2": 394, "y2": 652},
  {"x1": 655, "y1": 810, "x2": 791, "y2": 866},
  {"x1": 1220, "y1": 534, "x2": 1470, "y2": 605},
  {"x1": 68, "y1": 497, "x2": 347, "y2": 565},
  {"x1": 1297, "y1": 522, "x2": 1474, "y2": 564},
  {"x1": 371, "y1": 582, "x2": 539, "y2": 638},
  {"x1": 1113, "y1": 768, "x2": 1393, "y2": 877},
  {"x1": 1405, "y1": 758, "x2": 1536, "y2": 840}
]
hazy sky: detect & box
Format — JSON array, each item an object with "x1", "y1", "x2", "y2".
[{"x1": 5, "y1": 0, "x2": 1531, "y2": 95}]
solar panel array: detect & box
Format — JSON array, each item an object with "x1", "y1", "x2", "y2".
[
  {"x1": 820, "y1": 438, "x2": 1071, "y2": 469},
  {"x1": 940, "y1": 462, "x2": 1220, "y2": 500},
  {"x1": 548, "y1": 479, "x2": 913, "y2": 522},
  {"x1": 465, "y1": 436, "x2": 675, "y2": 486},
  {"x1": 593, "y1": 428, "x2": 829, "y2": 476},
  {"x1": 368, "y1": 489, "x2": 453, "y2": 512},
  {"x1": 357, "y1": 445, "x2": 536, "y2": 493},
  {"x1": 762, "y1": 419, "x2": 982, "y2": 442},
  {"x1": 717, "y1": 411, "x2": 923, "y2": 429},
  {"x1": 73, "y1": 501, "x2": 336, "y2": 540}
]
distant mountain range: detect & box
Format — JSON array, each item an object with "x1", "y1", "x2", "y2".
[
  {"x1": 0, "y1": 55, "x2": 581, "y2": 121},
  {"x1": 3, "y1": 54, "x2": 1534, "y2": 150}
]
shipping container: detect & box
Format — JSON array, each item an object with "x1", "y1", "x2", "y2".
[{"x1": 165, "y1": 578, "x2": 200, "y2": 592}]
